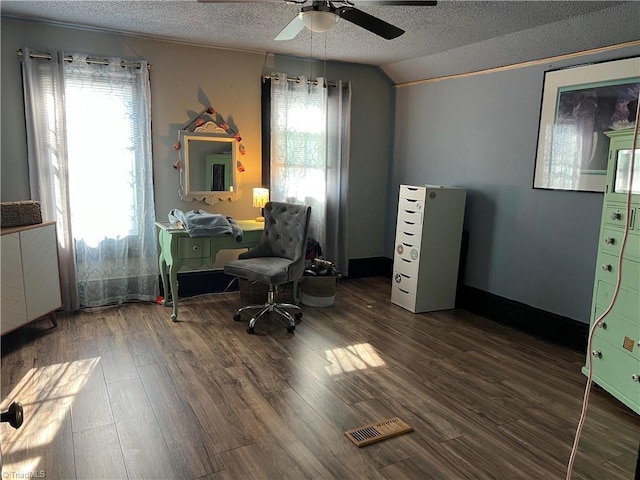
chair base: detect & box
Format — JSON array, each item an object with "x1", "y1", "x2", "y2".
[{"x1": 234, "y1": 285, "x2": 302, "y2": 334}]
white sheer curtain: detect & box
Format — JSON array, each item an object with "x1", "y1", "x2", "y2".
[
  {"x1": 21, "y1": 48, "x2": 159, "y2": 309},
  {"x1": 270, "y1": 74, "x2": 351, "y2": 274}
]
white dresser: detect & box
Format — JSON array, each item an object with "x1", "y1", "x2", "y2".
[
  {"x1": 1, "y1": 222, "x2": 61, "y2": 334},
  {"x1": 391, "y1": 185, "x2": 466, "y2": 313}
]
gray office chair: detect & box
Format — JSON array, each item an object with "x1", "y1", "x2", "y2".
[{"x1": 224, "y1": 201, "x2": 311, "y2": 334}]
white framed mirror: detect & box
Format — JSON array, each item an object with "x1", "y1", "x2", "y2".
[{"x1": 178, "y1": 123, "x2": 241, "y2": 203}]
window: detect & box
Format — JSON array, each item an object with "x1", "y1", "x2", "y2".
[
  {"x1": 261, "y1": 74, "x2": 351, "y2": 274},
  {"x1": 21, "y1": 50, "x2": 158, "y2": 308}
]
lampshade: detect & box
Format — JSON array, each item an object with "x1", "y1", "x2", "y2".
[
  {"x1": 252, "y1": 188, "x2": 269, "y2": 208},
  {"x1": 299, "y1": 9, "x2": 338, "y2": 33},
  {"x1": 253, "y1": 188, "x2": 269, "y2": 222}
]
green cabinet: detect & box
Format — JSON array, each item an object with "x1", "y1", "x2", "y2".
[{"x1": 582, "y1": 128, "x2": 640, "y2": 415}]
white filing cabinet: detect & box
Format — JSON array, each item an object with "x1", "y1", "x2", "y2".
[
  {"x1": 391, "y1": 185, "x2": 466, "y2": 313},
  {"x1": 1, "y1": 222, "x2": 61, "y2": 334}
]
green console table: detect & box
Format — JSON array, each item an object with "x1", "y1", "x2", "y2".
[{"x1": 155, "y1": 220, "x2": 264, "y2": 321}]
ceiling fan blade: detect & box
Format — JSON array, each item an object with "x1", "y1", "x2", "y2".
[
  {"x1": 197, "y1": 0, "x2": 436, "y2": 3},
  {"x1": 338, "y1": 6, "x2": 404, "y2": 40},
  {"x1": 351, "y1": 1, "x2": 437, "y2": 4},
  {"x1": 275, "y1": 16, "x2": 306, "y2": 41},
  {"x1": 197, "y1": 0, "x2": 283, "y2": 3}
]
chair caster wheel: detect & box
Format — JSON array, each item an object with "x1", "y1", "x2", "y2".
[
  {"x1": 287, "y1": 325, "x2": 295, "y2": 333},
  {"x1": 233, "y1": 314, "x2": 242, "y2": 322},
  {"x1": 247, "y1": 327, "x2": 255, "y2": 334},
  {"x1": 295, "y1": 312, "x2": 303, "y2": 321}
]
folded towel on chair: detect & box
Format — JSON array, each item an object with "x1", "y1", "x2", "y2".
[{"x1": 168, "y1": 209, "x2": 243, "y2": 241}]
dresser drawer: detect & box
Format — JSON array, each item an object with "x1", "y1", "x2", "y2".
[
  {"x1": 593, "y1": 308, "x2": 639, "y2": 360},
  {"x1": 596, "y1": 252, "x2": 639, "y2": 287},
  {"x1": 396, "y1": 218, "x2": 423, "y2": 236},
  {"x1": 177, "y1": 236, "x2": 212, "y2": 259},
  {"x1": 399, "y1": 197, "x2": 424, "y2": 213},
  {"x1": 392, "y1": 271, "x2": 417, "y2": 295},
  {"x1": 395, "y1": 242, "x2": 420, "y2": 262},
  {"x1": 397, "y1": 209, "x2": 423, "y2": 226},
  {"x1": 391, "y1": 285, "x2": 417, "y2": 312},
  {"x1": 600, "y1": 228, "x2": 640, "y2": 262},
  {"x1": 400, "y1": 185, "x2": 426, "y2": 201},
  {"x1": 394, "y1": 256, "x2": 418, "y2": 277},
  {"x1": 588, "y1": 336, "x2": 640, "y2": 411},
  {"x1": 395, "y1": 228, "x2": 420, "y2": 247},
  {"x1": 603, "y1": 205, "x2": 634, "y2": 229},
  {"x1": 594, "y1": 280, "x2": 639, "y2": 323}
]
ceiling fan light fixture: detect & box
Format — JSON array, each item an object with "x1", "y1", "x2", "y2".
[{"x1": 299, "y1": 10, "x2": 338, "y2": 33}]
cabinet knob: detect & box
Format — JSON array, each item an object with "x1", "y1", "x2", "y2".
[
  {"x1": 591, "y1": 350, "x2": 602, "y2": 358},
  {"x1": 396, "y1": 244, "x2": 404, "y2": 255},
  {"x1": 192, "y1": 245, "x2": 199, "y2": 251},
  {"x1": 610, "y1": 212, "x2": 621, "y2": 220},
  {"x1": 601, "y1": 264, "x2": 612, "y2": 272},
  {"x1": 394, "y1": 274, "x2": 402, "y2": 284},
  {"x1": 604, "y1": 237, "x2": 615, "y2": 245},
  {"x1": 596, "y1": 321, "x2": 607, "y2": 329},
  {"x1": 632, "y1": 374, "x2": 640, "y2": 383}
]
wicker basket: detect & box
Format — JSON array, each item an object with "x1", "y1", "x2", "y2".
[
  {"x1": 299, "y1": 276, "x2": 338, "y2": 307},
  {"x1": 1, "y1": 201, "x2": 42, "y2": 228}
]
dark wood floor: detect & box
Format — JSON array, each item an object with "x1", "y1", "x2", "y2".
[{"x1": 1, "y1": 276, "x2": 638, "y2": 479}]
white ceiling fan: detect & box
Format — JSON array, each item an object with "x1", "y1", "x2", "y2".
[{"x1": 197, "y1": 1, "x2": 438, "y2": 40}]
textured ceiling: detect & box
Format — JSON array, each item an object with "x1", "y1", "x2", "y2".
[{"x1": 0, "y1": 1, "x2": 629, "y2": 66}]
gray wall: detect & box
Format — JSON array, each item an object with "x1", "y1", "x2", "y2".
[
  {"x1": 391, "y1": 43, "x2": 640, "y2": 324},
  {"x1": 1, "y1": 18, "x2": 394, "y2": 265}
]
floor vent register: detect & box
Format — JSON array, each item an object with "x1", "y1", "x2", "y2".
[{"x1": 344, "y1": 417, "x2": 413, "y2": 447}]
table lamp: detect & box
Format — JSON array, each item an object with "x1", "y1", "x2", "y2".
[{"x1": 252, "y1": 187, "x2": 269, "y2": 222}]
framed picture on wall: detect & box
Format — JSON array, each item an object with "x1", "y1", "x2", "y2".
[{"x1": 533, "y1": 57, "x2": 640, "y2": 192}]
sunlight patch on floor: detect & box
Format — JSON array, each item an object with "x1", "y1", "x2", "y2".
[
  {"x1": 325, "y1": 343, "x2": 386, "y2": 375},
  {"x1": 0, "y1": 358, "x2": 100, "y2": 475}
]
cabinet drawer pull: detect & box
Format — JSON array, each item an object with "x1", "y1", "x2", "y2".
[
  {"x1": 601, "y1": 264, "x2": 612, "y2": 272},
  {"x1": 591, "y1": 350, "x2": 602, "y2": 358},
  {"x1": 604, "y1": 237, "x2": 615, "y2": 245}
]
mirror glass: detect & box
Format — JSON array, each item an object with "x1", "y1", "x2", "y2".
[{"x1": 178, "y1": 124, "x2": 240, "y2": 203}]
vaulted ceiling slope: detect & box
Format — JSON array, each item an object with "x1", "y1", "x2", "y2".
[{"x1": 2, "y1": 1, "x2": 639, "y2": 84}]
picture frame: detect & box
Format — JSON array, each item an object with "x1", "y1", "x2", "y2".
[{"x1": 533, "y1": 57, "x2": 640, "y2": 192}]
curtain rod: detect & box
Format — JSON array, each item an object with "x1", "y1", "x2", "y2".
[
  {"x1": 16, "y1": 49, "x2": 152, "y2": 70},
  {"x1": 262, "y1": 73, "x2": 341, "y2": 88}
]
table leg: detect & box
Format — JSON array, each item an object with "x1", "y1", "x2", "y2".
[
  {"x1": 159, "y1": 255, "x2": 169, "y2": 308},
  {"x1": 169, "y1": 264, "x2": 179, "y2": 322},
  {"x1": 158, "y1": 230, "x2": 170, "y2": 308}
]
